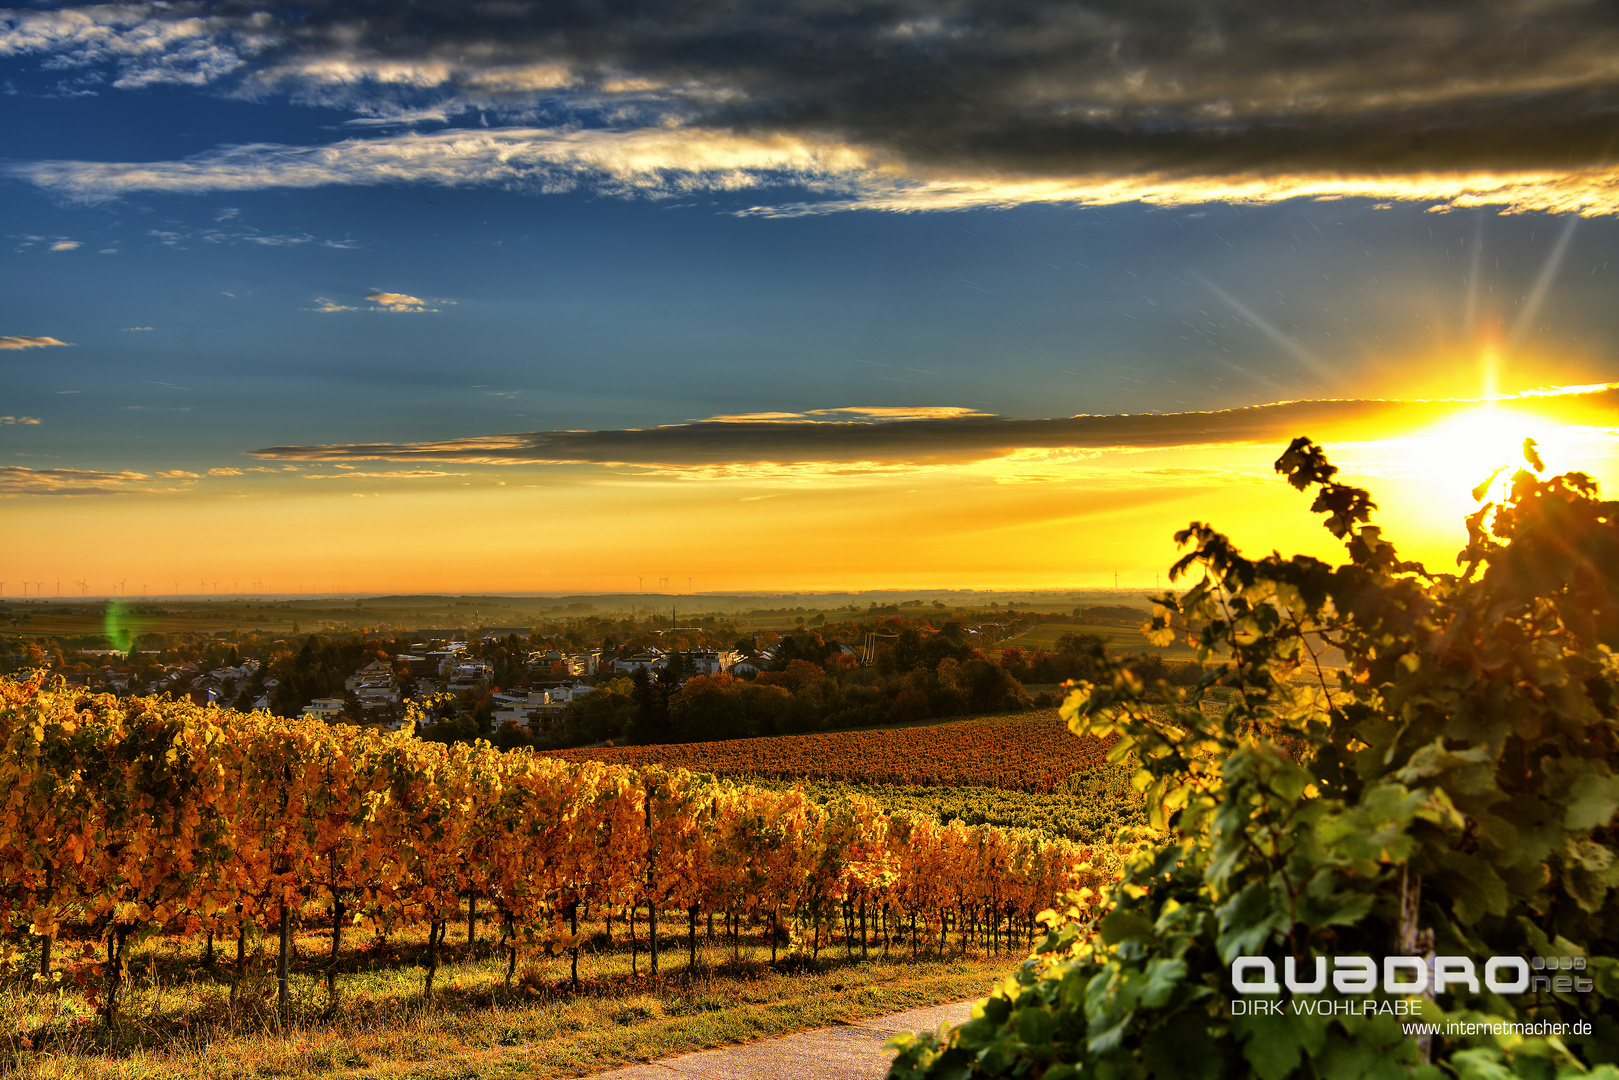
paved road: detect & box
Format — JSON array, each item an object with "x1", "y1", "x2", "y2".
[{"x1": 587, "y1": 1000, "x2": 973, "y2": 1080}]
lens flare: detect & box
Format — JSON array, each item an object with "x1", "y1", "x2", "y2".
[{"x1": 103, "y1": 599, "x2": 135, "y2": 656}]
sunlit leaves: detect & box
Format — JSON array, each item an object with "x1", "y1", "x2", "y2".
[{"x1": 891, "y1": 439, "x2": 1619, "y2": 1080}]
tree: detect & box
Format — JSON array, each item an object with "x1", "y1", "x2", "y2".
[
  {"x1": 669, "y1": 673, "x2": 746, "y2": 741},
  {"x1": 631, "y1": 666, "x2": 670, "y2": 744},
  {"x1": 890, "y1": 438, "x2": 1619, "y2": 1079},
  {"x1": 558, "y1": 678, "x2": 637, "y2": 745}
]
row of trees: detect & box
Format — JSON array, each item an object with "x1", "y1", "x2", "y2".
[
  {"x1": 0, "y1": 675, "x2": 1122, "y2": 1026},
  {"x1": 528, "y1": 623, "x2": 1181, "y2": 749}
]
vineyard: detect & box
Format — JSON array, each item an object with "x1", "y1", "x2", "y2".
[
  {"x1": 0, "y1": 676, "x2": 1126, "y2": 1035},
  {"x1": 547, "y1": 709, "x2": 1113, "y2": 792},
  {"x1": 745, "y1": 765, "x2": 1148, "y2": 843}
]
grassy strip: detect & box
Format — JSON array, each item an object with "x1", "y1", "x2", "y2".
[{"x1": 5, "y1": 917, "x2": 1013, "y2": 1079}]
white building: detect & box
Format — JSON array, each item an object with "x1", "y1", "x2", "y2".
[
  {"x1": 302, "y1": 697, "x2": 345, "y2": 722},
  {"x1": 491, "y1": 682, "x2": 593, "y2": 729},
  {"x1": 610, "y1": 648, "x2": 666, "y2": 675}
]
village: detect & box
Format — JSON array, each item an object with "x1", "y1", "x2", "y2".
[
  {"x1": 0, "y1": 595, "x2": 1126, "y2": 750},
  {"x1": 298, "y1": 639, "x2": 781, "y2": 733},
  {"x1": 28, "y1": 633, "x2": 812, "y2": 735}
]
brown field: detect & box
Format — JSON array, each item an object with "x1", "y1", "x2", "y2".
[{"x1": 547, "y1": 708, "x2": 1110, "y2": 792}]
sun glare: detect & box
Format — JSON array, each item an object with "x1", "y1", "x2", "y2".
[
  {"x1": 1431, "y1": 405, "x2": 1549, "y2": 476},
  {"x1": 1404, "y1": 404, "x2": 1566, "y2": 517}
]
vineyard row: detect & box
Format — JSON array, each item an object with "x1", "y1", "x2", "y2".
[{"x1": 1, "y1": 677, "x2": 1124, "y2": 1022}]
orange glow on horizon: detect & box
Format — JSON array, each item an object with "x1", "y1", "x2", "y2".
[{"x1": 3, "y1": 391, "x2": 1613, "y2": 598}]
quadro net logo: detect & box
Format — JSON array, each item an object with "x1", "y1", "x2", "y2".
[{"x1": 1227, "y1": 953, "x2": 1595, "y2": 1020}]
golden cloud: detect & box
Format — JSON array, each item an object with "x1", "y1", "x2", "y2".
[
  {"x1": 365, "y1": 291, "x2": 439, "y2": 312},
  {"x1": 249, "y1": 385, "x2": 1619, "y2": 471},
  {"x1": 0, "y1": 466, "x2": 154, "y2": 497},
  {"x1": 0, "y1": 335, "x2": 72, "y2": 350}
]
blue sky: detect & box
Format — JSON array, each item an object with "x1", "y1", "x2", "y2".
[{"x1": 2, "y1": 1, "x2": 1616, "y2": 593}]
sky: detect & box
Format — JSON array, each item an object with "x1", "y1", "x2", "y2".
[{"x1": 2, "y1": 0, "x2": 1617, "y2": 597}]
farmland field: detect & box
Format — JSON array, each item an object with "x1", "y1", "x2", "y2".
[
  {"x1": 547, "y1": 708, "x2": 1113, "y2": 793},
  {"x1": 995, "y1": 615, "x2": 1201, "y2": 662},
  {"x1": 746, "y1": 767, "x2": 1148, "y2": 843}
]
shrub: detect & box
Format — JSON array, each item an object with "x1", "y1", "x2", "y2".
[{"x1": 889, "y1": 438, "x2": 1619, "y2": 1079}]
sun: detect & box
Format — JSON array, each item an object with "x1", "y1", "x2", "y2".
[
  {"x1": 1334, "y1": 402, "x2": 1562, "y2": 559},
  {"x1": 1398, "y1": 403, "x2": 1572, "y2": 526},
  {"x1": 1327, "y1": 391, "x2": 1617, "y2": 567},
  {"x1": 1426, "y1": 405, "x2": 1552, "y2": 484}
]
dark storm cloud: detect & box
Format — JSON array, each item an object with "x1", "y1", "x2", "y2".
[
  {"x1": 5, "y1": 1, "x2": 1618, "y2": 187},
  {"x1": 245, "y1": 387, "x2": 1619, "y2": 468}
]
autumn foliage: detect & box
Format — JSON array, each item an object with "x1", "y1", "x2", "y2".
[
  {"x1": 549, "y1": 712, "x2": 1117, "y2": 792},
  {"x1": 0, "y1": 679, "x2": 1123, "y2": 1024}
]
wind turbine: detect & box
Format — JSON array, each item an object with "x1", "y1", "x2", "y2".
[
  {"x1": 77, "y1": 580, "x2": 89, "y2": 596},
  {"x1": 117, "y1": 580, "x2": 126, "y2": 596}
]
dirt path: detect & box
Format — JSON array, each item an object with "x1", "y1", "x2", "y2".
[{"x1": 585, "y1": 999, "x2": 973, "y2": 1079}]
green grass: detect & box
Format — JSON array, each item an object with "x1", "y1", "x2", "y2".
[
  {"x1": 742, "y1": 764, "x2": 1147, "y2": 842},
  {"x1": 4, "y1": 912, "x2": 1017, "y2": 1079}
]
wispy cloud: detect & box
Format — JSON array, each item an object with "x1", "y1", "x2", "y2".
[
  {"x1": 365, "y1": 291, "x2": 437, "y2": 312},
  {"x1": 146, "y1": 224, "x2": 359, "y2": 249},
  {"x1": 301, "y1": 469, "x2": 468, "y2": 479},
  {"x1": 248, "y1": 385, "x2": 1619, "y2": 470},
  {"x1": 10, "y1": 235, "x2": 82, "y2": 253},
  {"x1": 0, "y1": 465, "x2": 154, "y2": 497},
  {"x1": 121, "y1": 326, "x2": 154, "y2": 331},
  {"x1": 0, "y1": 416, "x2": 42, "y2": 425},
  {"x1": 311, "y1": 291, "x2": 449, "y2": 313},
  {"x1": 0, "y1": 335, "x2": 71, "y2": 350},
  {"x1": 14, "y1": 126, "x2": 1618, "y2": 216},
  {"x1": 0, "y1": 7, "x2": 251, "y2": 90},
  {"x1": 703, "y1": 406, "x2": 993, "y2": 423},
  {"x1": 6, "y1": 126, "x2": 871, "y2": 203}
]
